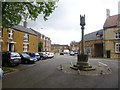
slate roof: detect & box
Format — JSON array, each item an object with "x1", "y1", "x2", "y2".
[
  {"x1": 12, "y1": 25, "x2": 37, "y2": 36},
  {"x1": 30, "y1": 28, "x2": 42, "y2": 36},
  {"x1": 103, "y1": 14, "x2": 119, "y2": 29},
  {"x1": 51, "y1": 44, "x2": 69, "y2": 47},
  {"x1": 84, "y1": 29, "x2": 103, "y2": 41}
]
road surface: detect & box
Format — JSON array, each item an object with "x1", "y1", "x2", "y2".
[{"x1": 2, "y1": 54, "x2": 119, "y2": 88}]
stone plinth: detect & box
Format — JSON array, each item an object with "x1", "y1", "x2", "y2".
[{"x1": 73, "y1": 54, "x2": 95, "y2": 71}]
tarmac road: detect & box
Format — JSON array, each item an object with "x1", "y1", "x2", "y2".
[{"x1": 2, "y1": 54, "x2": 119, "y2": 88}]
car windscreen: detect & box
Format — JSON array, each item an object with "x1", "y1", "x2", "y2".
[
  {"x1": 11, "y1": 52, "x2": 20, "y2": 57},
  {"x1": 21, "y1": 53, "x2": 30, "y2": 58},
  {"x1": 35, "y1": 53, "x2": 39, "y2": 56}
]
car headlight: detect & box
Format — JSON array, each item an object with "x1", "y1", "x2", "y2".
[{"x1": 30, "y1": 58, "x2": 33, "y2": 61}]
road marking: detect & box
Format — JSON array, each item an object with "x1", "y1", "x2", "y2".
[{"x1": 98, "y1": 61, "x2": 108, "y2": 66}]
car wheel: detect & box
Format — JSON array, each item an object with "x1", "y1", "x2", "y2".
[
  {"x1": 41, "y1": 57, "x2": 43, "y2": 60},
  {"x1": 25, "y1": 60, "x2": 28, "y2": 64},
  {"x1": 16, "y1": 63, "x2": 19, "y2": 66}
]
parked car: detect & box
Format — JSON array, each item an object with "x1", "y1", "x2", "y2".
[
  {"x1": 19, "y1": 53, "x2": 36, "y2": 64},
  {"x1": 45, "y1": 52, "x2": 54, "y2": 58},
  {"x1": 38, "y1": 52, "x2": 47, "y2": 60},
  {"x1": 45, "y1": 52, "x2": 50, "y2": 58},
  {"x1": 26, "y1": 52, "x2": 40, "y2": 61},
  {"x1": 74, "y1": 51, "x2": 78, "y2": 54},
  {"x1": 69, "y1": 51, "x2": 75, "y2": 56},
  {"x1": 47, "y1": 52, "x2": 54, "y2": 58},
  {"x1": 0, "y1": 68, "x2": 3, "y2": 79},
  {"x1": 60, "y1": 52, "x2": 64, "y2": 55},
  {"x1": 2, "y1": 51, "x2": 21, "y2": 67}
]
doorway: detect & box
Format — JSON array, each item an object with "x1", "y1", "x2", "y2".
[
  {"x1": 8, "y1": 43, "x2": 14, "y2": 51},
  {"x1": 107, "y1": 50, "x2": 111, "y2": 58}
]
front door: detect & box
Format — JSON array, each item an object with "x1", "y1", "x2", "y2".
[
  {"x1": 8, "y1": 43, "x2": 14, "y2": 51},
  {"x1": 107, "y1": 50, "x2": 110, "y2": 58}
]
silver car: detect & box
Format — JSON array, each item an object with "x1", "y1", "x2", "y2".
[{"x1": 0, "y1": 68, "x2": 3, "y2": 79}]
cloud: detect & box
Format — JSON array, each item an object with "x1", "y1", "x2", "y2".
[{"x1": 26, "y1": 0, "x2": 119, "y2": 45}]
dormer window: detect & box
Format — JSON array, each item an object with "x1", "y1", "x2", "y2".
[
  {"x1": 96, "y1": 31, "x2": 103, "y2": 39},
  {"x1": 8, "y1": 28, "x2": 13, "y2": 39},
  {"x1": 115, "y1": 32, "x2": 120, "y2": 39},
  {"x1": 24, "y1": 33, "x2": 29, "y2": 41}
]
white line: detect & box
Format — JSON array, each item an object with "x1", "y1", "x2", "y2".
[{"x1": 98, "y1": 61, "x2": 107, "y2": 66}]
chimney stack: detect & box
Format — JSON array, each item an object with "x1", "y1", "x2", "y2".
[
  {"x1": 118, "y1": 1, "x2": 120, "y2": 27},
  {"x1": 106, "y1": 9, "x2": 110, "y2": 19},
  {"x1": 23, "y1": 20, "x2": 27, "y2": 28},
  {"x1": 118, "y1": 1, "x2": 120, "y2": 14}
]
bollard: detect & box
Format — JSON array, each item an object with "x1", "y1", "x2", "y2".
[
  {"x1": 78, "y1": 69, "x2": 80, "y2": 74},
  {"x1": 100, "y1": 70, "x2": 103, "y2": 75},
  {"x1": 60, "y1": 64, "x2": 63, "y2": 70}
]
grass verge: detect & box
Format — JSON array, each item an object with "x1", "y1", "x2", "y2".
[{"x1": 2, "y1": 67, "x2": 14, "y2": 74}]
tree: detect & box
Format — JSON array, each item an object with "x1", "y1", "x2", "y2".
[
  {"x1": 2, "y1": 1, "x2": 58, "y2": 28},
  {"x1": 38, "y1": 41, "x2": 43, "y2": 52}
]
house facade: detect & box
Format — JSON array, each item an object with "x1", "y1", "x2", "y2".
[
  {"x1": 51, "y1": 44, "x2": 69, "y2": 53},
  {"x1": 79, "y1": 29, "x2": 103, "y2": 57},
  {"x1": 31, "y1": 28, "x2": 51, "y2": 52},
  {"x1": 2, "y1": 25, "x2": 38, "y2": 53},
  {"x1": 69, "y1": 41, "x2": 79, "y2": 52},
  {"x1": 45, "y1": 37, "x2": 51, "y2": 51},
  {"x1": 103, "y1": 14, "x2": 120, "y2": 59}
]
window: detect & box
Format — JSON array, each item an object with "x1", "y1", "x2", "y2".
[
  {"x1": 23, "y1": 44, "x2": 29, "y2": 52},
  {"x1": 24, "y1": 33, "x2": 29, "y2": 41},
  {"x1": 115, "y1": 32, "x2": 120, "y2": 39},
  {"x1": 85, "y1": 47, "x2": 91, "y2": 55},
  {"x1": 115, "y1": 43, "x2": 120, "y2": 53},
  {"x1": 8, "y1": 28, "x2": 13, "y2": 39}
]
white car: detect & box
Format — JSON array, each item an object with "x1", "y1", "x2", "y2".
[
  {"x1": 0, "y1": 68, "x2": 3, "y2": 79},
  {"x1": 46, "y1": 52, "x2": 54, "y2": 58},
  {"x1": 69, "y1": 51, "x2": 75, "y2": 56}
]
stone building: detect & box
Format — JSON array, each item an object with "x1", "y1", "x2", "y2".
[
  {"x1": 31, "y1": 29, "x2": 51, "y2": 52},
  {"x1": 2, "y1": 25, "x2": 38, "y2": 53},
  {"x1": 103, "y1": 14, "x2": 120, "y2": 59},
  {"x1": 79, "y1": 29, "x2": 103, "y2": 57},
  {"x1": 69, "y1": 41, "x2": 79, "y2": 52},
  {"x1": 51, "y1": 44, "x2": 69, "y2": 53}
]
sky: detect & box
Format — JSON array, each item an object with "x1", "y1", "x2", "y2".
[{"x1": 23, "y1": 0, "x2": 119, "y2": 45}]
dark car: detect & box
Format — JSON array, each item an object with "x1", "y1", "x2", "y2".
[
  {"x1": 38, "y1": 52, "x2": 47, "y2": 60},
  {"x1": 19, "y1": 53, "x2": 35, "y2": 64},
  {"x1": 60, "y1": 52, "x2": 64, "y2": 55},
  {"x1": 2, "y1": 52, "x2": 21, "y2": 67},
  {"x1": 69, "y1": 51, "x2": 75, "y2": 56},
  {"x1": 26, "y1": 52, "x2": 40, "y2": 61}
]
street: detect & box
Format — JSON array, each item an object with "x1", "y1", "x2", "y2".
[{"x1": 2, "y1": 54, "x2": 119, "y2": 88}]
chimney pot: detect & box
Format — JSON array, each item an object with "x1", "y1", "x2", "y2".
[
  {"x1": 118, "y1": 1, "x2": 120, "y2": 27},
  {"x1": 106, "y1": 9, "x2": 110, "y2": 19},
  {"x1": 118, "y1": 1, "x2": 120, "y2": 14},
  {"x1": 23, "y1": 21, "x2": 27, "y2": 28}
]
